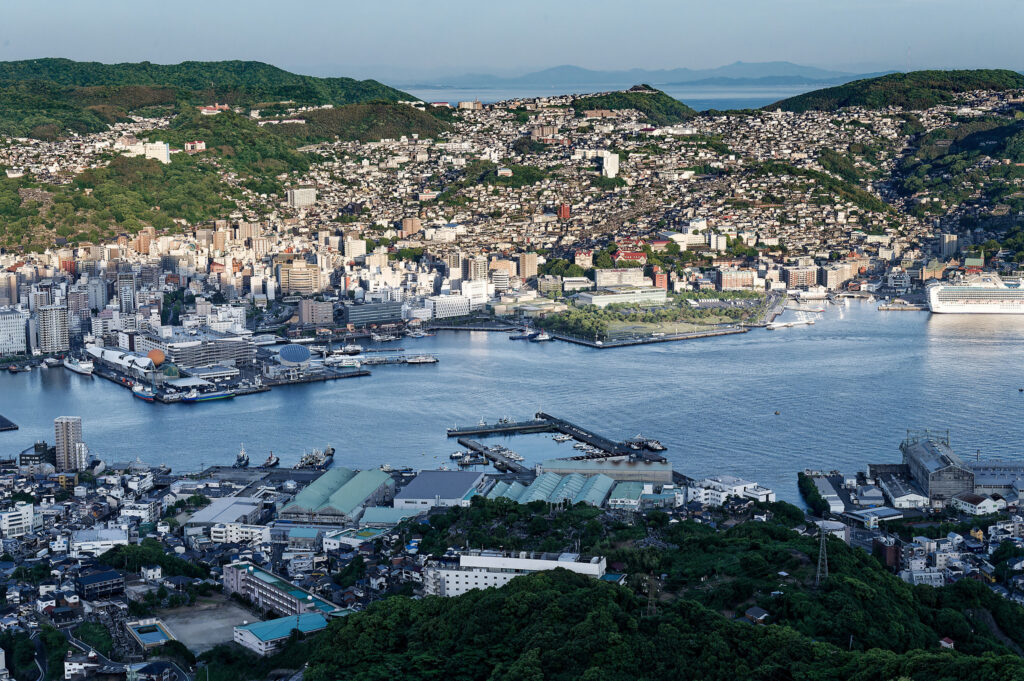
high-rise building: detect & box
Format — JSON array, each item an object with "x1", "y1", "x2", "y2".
[
  {"x1": 54, "y1": 416, "x2": 84, "y2": 472},
  {"x1": 86, "y1": 277, "x2": 108, "y2": 311},
  {"x1": 518, "y1": 252, "x2": 538, "y2": 280},
  {"x1": 0, "y1": 309, "x2": 27, "y2": 356},
  {"x1": 287, "y1": 188, "x2": 317, "y2": 208},
  {"x1": 0, "y1": 272, "x2": 17, "y2": 306},
  {"x1": 443, "y1": 253, "x2": 463, "y2": 280},
  {"x1": 38, "y1": 305, "x2": 69, "y2": 354},
  {"x1": 298, "y1": 300, "x2": 334, "y2": 326},
  {"x1": 463, "y1": 257, "x2": 488, "y2": 282},
  {"x1": 277, "y1": 261, "x2": 323, "y2": 295},
  {"x1": 557, "y1": 203, "x2": 571, "y2": 220},
  {"x1": 400, "y1": 217, "x2": 422, "y2": 238},
  {"x1": 116, "y1": 273, "x2": 136, "y2": 313}
]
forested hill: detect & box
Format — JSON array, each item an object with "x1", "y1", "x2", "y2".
[
  {"x1": 0, "y1": 58, "x2": 411, "y2": 104},
  {"x1": 574, "y1": 85, "x2": 697, "y2": 125},
  {"x1": 766, "y1": 69, "x2": 1024, "y2": 112},
  {"x1": 0, "y1": 58, "x2": 414, "y2": 139}
]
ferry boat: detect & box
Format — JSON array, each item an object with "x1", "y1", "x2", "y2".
[
  {"x1": 529, "y1": 332, "x2": 553, "y2": 342},
  {"x1": 132, "y1": 385, "x2": 156, "y2": 402},
  {"x1": 261, "y1": 452, "x2": 280, "y2": 468},
  {"x1": 927, "y1": 274, "x2": 1024, "y2": 314},
  {"x1": 324, "y1": 355, "x2": 361, "y2": 368},
  {"x1": 62, "y1": 357, "x2": 94, "y2": 376},
  {"x1": 405, "y1": 355, "x2": 438, "y2": 364},
  {"x1": 338, "y1": 344, "x2": 363, "y2": 355},
  {"x1": 233, "y1": 444, "x2": 249, "y2": 468},
  {"x1": 182, "y1": 388, "x2": 235, "y2": 403}
]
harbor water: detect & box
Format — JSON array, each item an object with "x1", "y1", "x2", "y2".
[{"x1": 3, "y1": 300, "x2": 1024, "y2": 502}]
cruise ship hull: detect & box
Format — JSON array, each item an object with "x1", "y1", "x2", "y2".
[{"x1": 928, "y1": 276, "x2": 1024, "y2": 314}]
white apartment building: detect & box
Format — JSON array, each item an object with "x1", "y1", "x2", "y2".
[
  {"x1": 687, "y1": 475, "x2": 776, "y2": 506},
  {"x1": 424, "y1": 550, "x2": 606, "y2": 597},
  {"x1": 287, "y1": 188, "x2": 317, "y2": 208},
  {"x1": 54, "y1": 416, "x2": 84, "y2": 472},
  {"x1": 210, "y1": 522, "x2": 271, "y2": 544},
  {"x1": 0, "y1": 503, "x2": 34, "y2": 538},
  {"x1": 38, "y1": 304, "x2": 69, "y2": 354},
  {"x1": 0, "y1": 309, "x2": 27, "y2": 356}
]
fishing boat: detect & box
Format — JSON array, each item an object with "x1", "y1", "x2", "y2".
[
  {"x1": 132, "y1": 385, "x2": 156, "y2": 402},
  {"x1": 529, "y1": 332, "x2": 552, "y2": 342},
  {"x1": 62, "y1": 357, "x2": 94, "y2": 376},
  {"x1": 261, "y1": 452, "x2": 280, "y2": 468},
  {"x1": 233, "y1": 444, "x2": 249, "y2": 468},
  {"x1": 294, "y1": 445, "x2": 335, "y2": 470},
  {"x1": 182, "y1": 388, "x2": 235, "y2": 403}
]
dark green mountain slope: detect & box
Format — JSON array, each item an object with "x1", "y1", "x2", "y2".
[
  {"x1": 767, "y1": 69, "x2": 1024, "y2": 112},
  {"x1": 574, "y1": 85, "x2": 697, "y2": 124}
]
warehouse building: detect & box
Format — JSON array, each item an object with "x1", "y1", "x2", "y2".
[
  {"x1": 393, "y1": 471, "x2": 486, "y2": 509},
  {"x1": 538, "y1": 458, "x2": 673, "y2": 483},
  {"x1": 486, "y1": 472, "x2": 615, "y2": 507},
  {"x1": 900, "y1": 433, "x2": 974, "y2": 506},
  {"x1": 279, "y1": 468, "x2": 395, "y2": 524}
]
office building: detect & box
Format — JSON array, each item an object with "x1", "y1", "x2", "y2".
[
  {"x1": 426, "y1": 295, "x2": 470, "y2": 319},
  {"x1": 38, "y1": 305, "x2": 69, "y2": 354},
  {"x1": 54, "y1": 416, "x2": 84, "y2": 472},
  {"x1": 463, "y1": 257, "x2": 488, "y2": 282},
  {"x1": 298, "y1": 300, "x2": 334, "y2": 326},
  {"x1": 594, "y1": 268, "x2": 645, "y2": 287},
  {"x1": 277, "y1": 261, "x2": 323, "y2": 295},
  {"x1": 136, "y1": 328, "x2": 255, "y2": 369},
  {"x1": 424, "y1": 550, "x2": 606, "y2": 597},
  {"x1": 0, "y1": 502, "x2": 34, "y2": 538},
  {"x1": 338, "y1": 301, "x2": 403, "y2": 327},
  {"x1": 287, "y1": 188, "x2": 317, "y2": 208}
]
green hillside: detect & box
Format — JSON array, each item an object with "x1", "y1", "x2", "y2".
[
  {"x1": 767, "y1": 69, "x2": 1024, "y2": 112},
  {"x1": 268, "y1": 102, "x2": 452, "y2": 143},
  {"x1": 574, "y1": 85, "x2": 697, "y2": 125},
  {"x1": 0, "y1": 58, "x2": 414, "y2": 139}
]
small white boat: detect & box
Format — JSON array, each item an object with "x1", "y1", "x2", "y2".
[{"x1": 63, "y1": 357, "x2": 94, "y2": 376}]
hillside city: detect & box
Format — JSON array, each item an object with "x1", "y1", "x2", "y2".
[{"x1": 3, "y1": 73, "x2": 1024, "y2": 681}]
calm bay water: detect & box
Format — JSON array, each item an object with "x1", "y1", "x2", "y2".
[
  {"x1": 3, "y1": 301, "x2": 1024, "y2": 502},
  {"x1": 404, "y1": 84, "x2": 818, "y2": 111}
]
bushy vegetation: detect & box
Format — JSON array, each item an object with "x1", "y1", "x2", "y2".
[
  {"x1": 574, "y1": 85, "x2": 697, "y2": 125},
  {"x1": 99, "y1": 537, "x2": 209, "y2": 578},
  {"x1": 769, "y1": 69, "x2": 1024, "y2": 113},
  {"x1": 797, "y1": 472, "x2": 830, "y2": 516},
  {"x1": 269, "y1": 102, "x2": 451, "y2": 143},
  {"x1": 75, "y1": 622, "x2": 114, "y2": 657},
  {"x1": 0, "y1": 630, "x2": 40, "y2": 681}
]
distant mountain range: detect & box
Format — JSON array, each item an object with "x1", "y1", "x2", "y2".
[{"x1": 401, "y1": 61, "x2": 893, "y2": 90}]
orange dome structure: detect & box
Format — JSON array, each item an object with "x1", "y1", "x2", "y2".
[{"x1": 147, "y1": 349, "x2": 165, "y2": 366}]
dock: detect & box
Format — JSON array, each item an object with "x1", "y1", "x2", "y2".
[
  {"x1": 358, "y1": 354, "x2": 438, "y2": 366},
  {"x1": 0, "y1": 415, "x2": 17, "y2": 432},
  {"x1": 878, "y1": 304, "x2": 928, "y2": 312},
  {"x1": 551, "y1": 326, "x2": 748, "y2": 349},
  {"x1": 457, "y1": 438, "x2": 530, "y2": 474},
  {"x1": 448, "y1": 412, "x2": 665, "y2": 461}
]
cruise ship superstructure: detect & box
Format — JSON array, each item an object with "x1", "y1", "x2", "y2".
[{"x1": 927, "y1": 274, "x2": 1024, "y2": 314}]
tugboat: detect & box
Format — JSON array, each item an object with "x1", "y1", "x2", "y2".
[
  {"x1": 529, "y1": 332, "x2": 552, "y2": 342},
  {"x1": 261, "y1": 452, "x2": 280, "y2": 468},
  {"x1": 132, "y1": 385, "x2": 156, "y2": 402},
  {"x1": 233, "y1": 444, "x2": 250, "y2": 468}
]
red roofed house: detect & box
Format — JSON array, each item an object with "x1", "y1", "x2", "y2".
[{"x1": 614, "y1": 251, "x2": 647, "y2": 265}]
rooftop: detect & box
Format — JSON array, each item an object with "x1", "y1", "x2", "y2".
[
  {"x1": 235, "y1": 613, "x2": 329, "y2": 641},
  {"x1": 394, "y1": 470, "x2": 484, "y2": 501}
]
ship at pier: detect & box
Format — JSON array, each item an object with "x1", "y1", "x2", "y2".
[{"x1": 927, "y1": 274, "x2": 1024, "y2": 313}]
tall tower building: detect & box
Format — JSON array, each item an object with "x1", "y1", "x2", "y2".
[
  {"x1": 117, "y1": 273, "x2": 137, "y2": 313},
  {"x1": 518, "y1": 252, "x2": 538, "y2": 280},
  {"x1": 37, "y1": 305, "x2": 69, "y2": 354},
  {"x1": 54, "y1": 416, "x2": 83, "y2": 472},
  {"x1": 463, "y1": 257, "x2": 488, "y2": 282}
]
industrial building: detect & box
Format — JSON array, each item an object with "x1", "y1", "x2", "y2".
[
  {"x1": 423, "y1": 550, "x2": 607, "y2": 597},
  {"x1": 279, "y1": 468, "x2": 395, "y2": 524},
  {"x1": 899, "y1": 433, "x2": 974, "y2": 506},
  {"x1": 186, "y1": 497, "x2": 263, "y2": 528},
  {"x1": 486, "y1": 473, "x2": 614, "y2": 507},
  {"x1": 538, "y1": 458, "x2": 673, "y2": 483},
  {"x1": 393, "y1": 471, "x2": 486, "y2": 509}
]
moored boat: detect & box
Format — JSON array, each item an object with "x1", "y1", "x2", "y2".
[
  {"x1": 63, "y1": 357, "x2": 94, "y2": 376},
  {"x1": 182, "y1": 388, "x2": 235, "y2": 403},
  {"x1": 132, "y1": 385, "x2": 156, "y2": 402}
]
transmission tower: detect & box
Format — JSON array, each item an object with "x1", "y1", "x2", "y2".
[
  {"x1": 816, "y1": 529, "x2": 829, "y2": 588},
  {"x1": 646, "y1": 573, "x2": 657, "y2": 617}
]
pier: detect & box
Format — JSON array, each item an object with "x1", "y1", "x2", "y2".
[
  {"x1": 457, "y1": 438, "x2": 531, "y2": 474},
  {"x1": 551, "y1": 327, "x2": 748, "y2": 349},
  {"x1": 447, "y1": 412, "x2": 666, "y2": 461},
  {"x1": 0, "y1": 415, "x2": 17, "y2": 432},
  {"x1": 358, "y1": 354, "x2": 438, "y2": 366}
]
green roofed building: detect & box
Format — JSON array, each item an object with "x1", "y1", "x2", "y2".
[
  {"x1": 487, "y1": 472, "x2": 615, "y2": 507},
  {"x1": 279, "y1": 467, "x2": 395, "y2": 524},
  {"x1": 223, "y1": 561, "x2": 345, "y2": 619},
  {"x1": 233, "y1": 613, "x2": 331, "y2": 656}
]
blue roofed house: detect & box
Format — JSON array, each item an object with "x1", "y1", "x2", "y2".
[{"x1": 233, "y1": 613, "x2": 331, "y2": 656}]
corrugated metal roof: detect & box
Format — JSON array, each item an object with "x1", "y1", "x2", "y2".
[{"x1": 282, "y1": 468, "x2": 356, "y2": 514}]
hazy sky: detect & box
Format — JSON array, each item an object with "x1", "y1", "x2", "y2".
[{"x1": 1, "y1": 1, "x2": 1022, "y2": 81}]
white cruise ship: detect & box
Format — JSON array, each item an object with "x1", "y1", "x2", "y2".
[{"x1": 927, "y1": 274, "x2": 1024, "y2": 314}]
